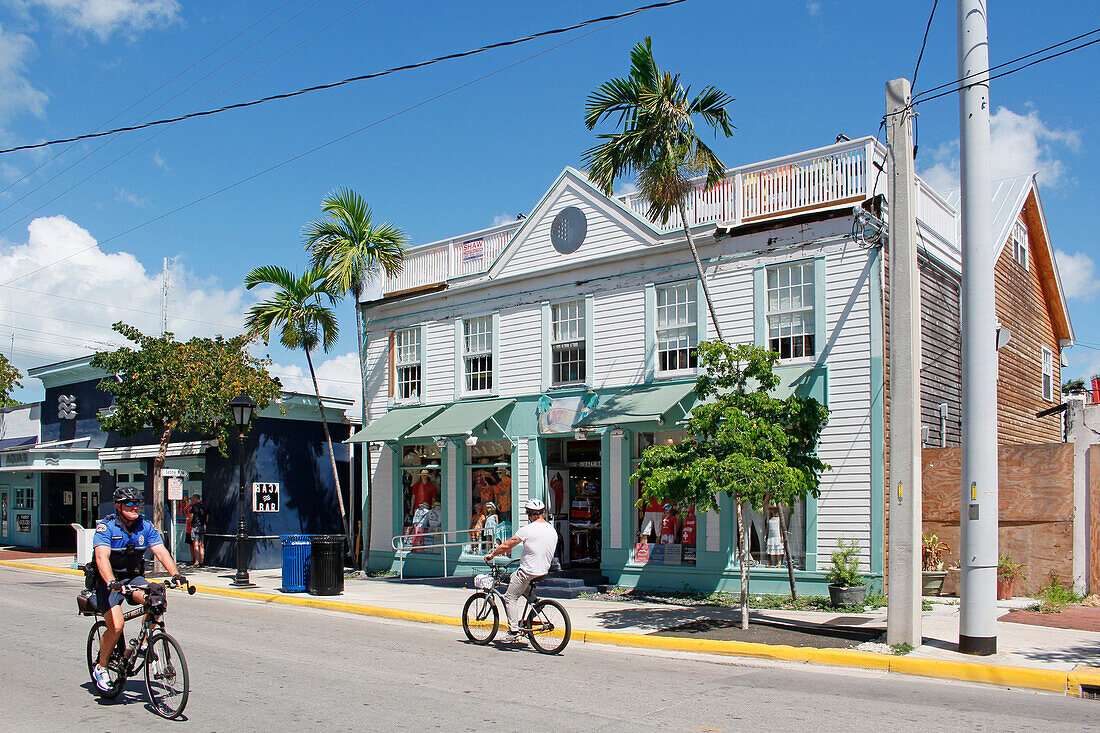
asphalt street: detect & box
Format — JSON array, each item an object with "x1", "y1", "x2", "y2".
[{"x1": 2, "y1": 566, "x2": 1098, "y2": 732}]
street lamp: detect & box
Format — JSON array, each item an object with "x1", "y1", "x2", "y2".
[{"x1": 230, "y1": 393, "x2": 257, "y2": 587}]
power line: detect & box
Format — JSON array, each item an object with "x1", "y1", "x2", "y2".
[
  {"x1": 911, "y1": 0, "x2": 940, "y2": 92},
  {"x1": 0, "y1": 0, "x2": 687, "y2": 156},
  {"x1": 0, "y1": 5, "x2": 628, "y2": 290}
]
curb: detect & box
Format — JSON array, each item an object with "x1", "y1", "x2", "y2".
[{"x1": 4, "y1": 559, "x2": 1097, "y2": 696}]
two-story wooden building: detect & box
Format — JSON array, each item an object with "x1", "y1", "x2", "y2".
[{"x1": 352, "y1": 137, "x2": 1072, "y2": 594}]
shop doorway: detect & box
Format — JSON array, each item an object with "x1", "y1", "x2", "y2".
[
  {"x1": 0, "y1": 487, "x2": 10, "y2": 543},
  {"x1": 76, "y1": 486, "x2": 98, "y2": 528},
  {"x1": 545, "y1": 438, "x2": 601, "y2": 568}
]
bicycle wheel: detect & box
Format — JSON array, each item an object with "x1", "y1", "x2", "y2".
[
  {"x1": 86, "y1": 621, "x2": 126, "y2": 699},
  {"x1": 144, "y1": 632, "x2": 189, "y2": 720},
  {"x1": 461, "y1": 592, "x2": 499, "y2": 644},
  {"x1": 525, "y1": 599, "x2": 571, "y2": 654}
]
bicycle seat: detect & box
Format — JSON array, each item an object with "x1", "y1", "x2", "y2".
[{"x1": 527, "y1": 574, "x2": 548, "y2": 588}]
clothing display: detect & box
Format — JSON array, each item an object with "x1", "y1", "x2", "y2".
[
  {"x1": 766, "y1": 514, "x2": 783, "y2": 557},
  {"x1": 680, "y1": 512, "x2": 697, "y2": 546},
  {"x1": 410, "y1": 478, "x2": 438, "y2": 508}
]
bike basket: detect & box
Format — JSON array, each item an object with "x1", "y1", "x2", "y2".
[{"x1": 473, "y1": 574, "x2": 493, "y2": 590}]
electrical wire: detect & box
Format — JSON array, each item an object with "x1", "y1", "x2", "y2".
[
  {"x1": 0, "y1": 0, "x2": 688, "y2": 155},
  {"x1": 0, "y1": 284, "x2": 240, "y2": 330},
  {"x1": 911, "y1": 0, "x2": 939, "y2": 92}
]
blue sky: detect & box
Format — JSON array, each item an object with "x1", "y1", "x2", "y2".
[{"x1": 0, "y1": 0, "x2": 1097, "y2": 407}]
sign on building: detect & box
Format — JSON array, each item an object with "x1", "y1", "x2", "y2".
[
  {"x1": 462, "y1": 238, "x2": 484, "y2": 261},
  {"x1": 17, "y1": 514, "x2": 31, "y2": 533},
  {"x1": 162, "y1": 468, "x2": 189, "y2": 478},
  {"x1": 252, "y1": 482, "x2": 279, "y2": 513}
]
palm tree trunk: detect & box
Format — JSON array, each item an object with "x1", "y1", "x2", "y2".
[
  {"x1": 677, "y1": 198, "x2": 725, "y2": 342},
  {"x1": 355, "y1": 305, "x2": 372, "y2": 571},
  {"x1": 305, "y1": 349, "x2": 352, "y2": 555},
  {"x1": 779, "y1": 504, "x2": 797, "y2": 600},
  {"x1": 736, "y1": 500, "x2": 749, "y2": 630}
]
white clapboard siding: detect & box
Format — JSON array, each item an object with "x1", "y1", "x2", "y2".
[
  {"x1": 591, "y1": 288, "x2": 646, "y2": 389},
  {"x1": 424, "y1": 320, "x2": 455, "y2": 405},
  {"x1": 364, "y1": 333, "x2": 389, "y2": 420},
  {"x1": 498, "y1": 307, "x2": 542, "y2": 397},
  {"x1": 370, "y1": 445, "x2": 393, "y2": 552},
  {"x1": 501, "y1": 188, "x2": 655, "y2": 280}
]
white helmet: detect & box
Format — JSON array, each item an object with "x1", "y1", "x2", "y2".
[{"x1": 524, "y1": 498, "x2": 546, "y2": 514}]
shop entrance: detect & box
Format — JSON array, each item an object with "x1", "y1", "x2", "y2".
[
  {"x1": 76, "y1": 485, "x2": 99, "y2": 528},
  {"x1": 545, "y1": 438, "x2": 601, "y2": 568},
  {"x1": 0, "y1": 487, "x2": 9, "y2": 543}
]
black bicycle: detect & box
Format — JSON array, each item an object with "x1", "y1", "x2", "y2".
[
  {"x1": 462, "y1": 559, "x2": 571, "y2": 654},
  {"x1": 79, "y1": 579, "x2": 195, "y2": 719}
]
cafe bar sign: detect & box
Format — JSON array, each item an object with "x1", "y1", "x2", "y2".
[{"x1": 2, "y1": 452, "x2": 29, "y2": 467}]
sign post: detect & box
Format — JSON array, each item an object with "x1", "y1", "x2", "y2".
[{"x1": 164, "y1": 472, "x2": 186, "y2": 562}]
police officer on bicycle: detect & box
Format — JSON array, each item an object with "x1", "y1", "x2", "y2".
[{"x1": 90, "y1": 485, "x2": 186, "y2": 692}]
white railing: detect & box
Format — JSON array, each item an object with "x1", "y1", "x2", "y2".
[
  {"x1": 391, "y1": 528, "x2": 503, "y2": 579},
  {"x1": 383, "y1": 222, "x2": 520, "y2": 295},
  {"x1": 620, "y1": 137, "x2": 881, "y2": 232}
]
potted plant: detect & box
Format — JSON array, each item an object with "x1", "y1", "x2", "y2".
[
  {"x1": 921, "y1": 533, "x2": 949, "y2": 596},
  {"x1": 997, "y1": 552, "x2": 1026, "y2": 600},
  {"x1": 827, "y1": 538, "x2": 867, "y2": 607}
]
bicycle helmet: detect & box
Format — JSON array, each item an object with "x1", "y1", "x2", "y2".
[
  {"x1": 523, "y1": 498, "x2": 546, "y2": 514},
  {"x1": 113, "y1": 485, "x2": 143, "y2": 503}
]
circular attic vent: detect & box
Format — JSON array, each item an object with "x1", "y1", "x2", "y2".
[{"x1": 550, "y1": 206, "x2": 587, "y2": 254}]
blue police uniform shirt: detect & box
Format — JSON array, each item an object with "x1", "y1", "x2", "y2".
[{"x1": 92, "y1": 514, "x2": 163, "y2": 578}]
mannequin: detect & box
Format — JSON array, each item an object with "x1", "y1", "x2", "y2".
[
  {"x1": 765, "y1": 507, "x2": 783, "y2": 566},
  {"x1": 410, "y1": 469, "x2": 438, "y2": 508}
]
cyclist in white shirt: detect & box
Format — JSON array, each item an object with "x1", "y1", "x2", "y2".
[{"x1": 484, "y1": 498, "x2": 557, "y2": 643}]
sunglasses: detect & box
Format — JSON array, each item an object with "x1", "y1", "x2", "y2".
[{"x1": 120, "y1": 501, "x2": 142, "y2": 508}]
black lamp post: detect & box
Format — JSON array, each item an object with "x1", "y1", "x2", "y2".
[{"x1": 230, "y1": 393, "x2": 257, "y2": 587}]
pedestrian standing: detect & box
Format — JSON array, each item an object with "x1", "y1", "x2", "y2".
[
  {"x1": 184, "y1": 499, "x2": 195, "y2": 564},
  {"x1": 188, "y1": 494, "x2": 209, "y2": 566}
]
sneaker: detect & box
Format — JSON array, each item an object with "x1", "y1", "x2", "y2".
[
  {"x1": 92, "y1": 665, "x2": 113, "y2": 692},
  {"x1": 498, "y1": 631, "x2": 525, "y2": 643}
]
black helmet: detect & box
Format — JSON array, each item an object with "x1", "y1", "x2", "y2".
[{"x1": 113, "y1": 485, "x2": 143, "y2": 503}]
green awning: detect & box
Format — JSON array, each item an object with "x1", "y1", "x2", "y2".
[
  {"x1": 346, "y1": 405, "x2": 445, "y2": 443},
  {"x1": 576, "y1": 382, "x2": 696, "y2": 427},
  {"x1": 406, "y1": 398, "x2": 516, "y2": 439}
]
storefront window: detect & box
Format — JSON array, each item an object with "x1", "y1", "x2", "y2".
[
  {"x1": 632, "y1": 430, "x2": 694, "y2": 566},
  {"x1": 465, "y1": 440, "x2": 512, "y2": 553},
  {"x1": 400, "y1": 443, "x2": 442, "y2": 552}
]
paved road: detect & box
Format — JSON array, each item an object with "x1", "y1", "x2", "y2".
[{"x1": 3, "y1": 566, "x2": 1099, "y2": 732}]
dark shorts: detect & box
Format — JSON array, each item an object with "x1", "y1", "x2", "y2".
[
  {"x1": 94, "y1": 576, "x2": 148, "y2": 613},
  {"x1": 191, "y1": 526, "x2": 205, "y2": 542}
]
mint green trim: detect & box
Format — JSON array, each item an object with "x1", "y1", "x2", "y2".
[
  {"x1": 804, "y1": 495, "x2": 819, "y2": 572},
  {"x1": 620, "y1": 432, "x2": 634, "y2": 552},
  {"x1": 540, "y1": 302, "x2": 550, "y2": 392},
  {"x1": 644, "y1": 283, "x2": 656, "y2": 382},
  {"x1": 869, "y1": 247, "x2": 885, "y2": 575},
  {"x1": 584, "y1": 294, "x2": 595, "y2": 387}
]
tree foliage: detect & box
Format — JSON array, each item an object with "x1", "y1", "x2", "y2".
[
  {"x1": 0, "y1": 353, "x2": 23, "y2": 407},
  {"x1": 631, "y1": 341, "x2": 829, "y2": 625}
]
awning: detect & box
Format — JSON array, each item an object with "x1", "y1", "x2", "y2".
[
  {"x1": 575, "y1": 382, "x2": 696, "y2": 428},
  {"x1": 346, "y1": 405, "x2": 445, "y2": 444},
  {"x1": 99, "y1": 439, "x2": 217, "y2": 462},
  {"x1": 406, "y1": 398, "x2": 516, "y2": 440},
  {"x1": 0, "y1": 436, "x2": 36, "y2": 451}
]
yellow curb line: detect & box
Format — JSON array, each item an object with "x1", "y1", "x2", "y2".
[{"x1": 5, "y1": 559, "x2": 1096, "y2": 695}]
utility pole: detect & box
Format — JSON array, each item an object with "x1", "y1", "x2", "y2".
[
  {"x1": 886, "y1": 77, "x2": 922, "y2": 647},
  {"x1": 957, "y1": 0, "x2": 999, "y2": 655},
  {"x1": 161, "y1": 257, "x2": 172, "y2": 336}
]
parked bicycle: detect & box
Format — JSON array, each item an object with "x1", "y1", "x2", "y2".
[
  {"x1": 461, "y1": 558, "x2": 571, "y2": 654},
  {"x1": 79, "y1": 579, "x2": 196, "y2": 719}
]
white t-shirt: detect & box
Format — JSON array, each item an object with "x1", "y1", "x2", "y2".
[{"x1": 516, "y1": 520, "x2": 558, "y2": 576}]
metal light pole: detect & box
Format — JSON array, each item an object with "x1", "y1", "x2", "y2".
[{"x1": 230, "y1": 393, "x2": 257, "y2": 587}]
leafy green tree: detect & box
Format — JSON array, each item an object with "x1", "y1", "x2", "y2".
[
  {"x1": 584, "y1": 36, "x2": 735, "y2": 341},
  {"x1": 631, "y1": 342, "x2": 829, "y2": 628},
  {"x1": 304, "y1": 188, "x2": 407, "y2": 567},
  {"x1": 1062, "y1": 378, "x2": 1086, "y2": 395},
  {"x1": 91, "y1": 323, "x2": 282, "y2": 565},
  {"x1": 244, "y1": 264, "x2": 351, "y2": 552},
  {"x1": 0, "y1": 353, "x2": 23, "y2": 406}
]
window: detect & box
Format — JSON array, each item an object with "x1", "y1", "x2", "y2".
[
  {"x1": 1012, "y1": 218, "x2": 1029, "y2": 270},
  {"x1": 465, "y1": 441, "x2": 513, "y2": 554},
  {"x1": 1042, "y1": 346, "x2": 1054, "y2": 402},
  {"x1": 400, "y1": 444, "x2": 442, "y2": 553},
  {"x1": 462, "y1": 316, "x2": 494, "y2": 393},
  {"x1": 551, "y1": 300, "x2": 586, "y2": 386},
  {"x1": 632, "y1": 431, "x2": 696, "y2": 567},
  {"x1": 655, "y1": 282, "x2": 698, "y2": 373},
  {"x1": 394, "y1": 327, "x2": 422, "y2": 401},
  {"x1": 766, "y1": 261, "x2": 816, "y2": 359}
]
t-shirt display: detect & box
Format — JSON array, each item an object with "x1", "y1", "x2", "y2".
[
  {"x1": 401, "y1": 445, "x2": 441, "y2": 554},
  {"x1": 465, "y1": 441, "x2": 512, "y2": 554}
]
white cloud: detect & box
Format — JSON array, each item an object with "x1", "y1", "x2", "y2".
[
  {"x1": 0, "y1": 24, "x2": 47, "y2": 127},
  {"x1": 1055, "y1": 250, "x2": 1100, "y2": 301},
  {"x1": 267, "y1": 351, "x2": 362, "y2": 409},
  {"x1": 112, "y1": 184, "x2": 148, "y2": 207},
  {"x1": 806, "y1": 2, "x2": 822, "y2": 16},
  {"x1": 151, "y1": 149, "x2": 168, "y2": 170},
  {"x1": 920, "y1": 107, "x2": 1080, "y2": 193},
  {"x1": 0, "y1": 214, "x2": 251, "y2": 373},
  {"x1": 25, "y1": 0, "x2": 182, "y2": 41}
]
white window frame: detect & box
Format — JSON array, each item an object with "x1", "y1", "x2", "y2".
[
  {"x1": 1012, "y1": 218, "x2": 1029, "y2": 270},
  {"x1": 654, "y1": 281, "x2": 699, "y2": 377},
  {"x1": 1041, "y1": 345, "x2": 1054, "y2": 402},
  {"x1": 393, "y1": 327, "x2": 423, "y2": 404},
  {"x1": 456, "y1": 314, "x2": 498, "y2": 397},
  {"x1": 549, "y1": 299, "x2": 586, "y2": 387},
  {"x1": 765, "y1": 260, "x2": 817, "y2": 361}
]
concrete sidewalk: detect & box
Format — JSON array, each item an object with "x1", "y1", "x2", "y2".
[{"x1": 5, "y1": 554, "x2": 1099, "y2": 696}]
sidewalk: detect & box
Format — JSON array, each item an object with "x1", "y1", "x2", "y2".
[{"x1": 5, "y1": 552, "x2": 1099, "y2": 696}]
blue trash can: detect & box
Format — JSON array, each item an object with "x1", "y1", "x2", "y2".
[{"x1": 281, "y1": 535, "x2": 311, "y2": 592}]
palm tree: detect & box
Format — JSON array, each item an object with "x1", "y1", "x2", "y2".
[
  {"x1": 244, "y1": 264, "x2": 352, "y2": 552},
  {"x1": 303, "y1": 188, "x2": 407, "y2": 570},
  {"x1": 584, "y1": 37, "x2": 735, "y2": 341}
]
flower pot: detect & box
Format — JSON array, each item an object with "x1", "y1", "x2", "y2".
[
  {"x1": 922, "y1": 570, "x2": 947, "y2": 597},
  {"x1": 829, "y1": 584, "x2": 867, "y2": 608},
  {"x1": 996, "y1": 577, "x2": 1014, "y2": 600}
]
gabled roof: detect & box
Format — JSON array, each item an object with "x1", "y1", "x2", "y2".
[{"x1": 942, "y1": 173, "x2": 1073, "y2": 344}]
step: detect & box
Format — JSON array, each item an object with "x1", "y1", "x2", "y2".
[
  {"x1": 538, "y1": 585, "x2": 599, "y2": 599},
  {"x1": 539, "y1": 577, "x2": 585, "y2": 589}
]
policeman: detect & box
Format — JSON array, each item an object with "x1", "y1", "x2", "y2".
[{"x1": 90, "y1": 485, "x2": 186, "y2": 692}]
